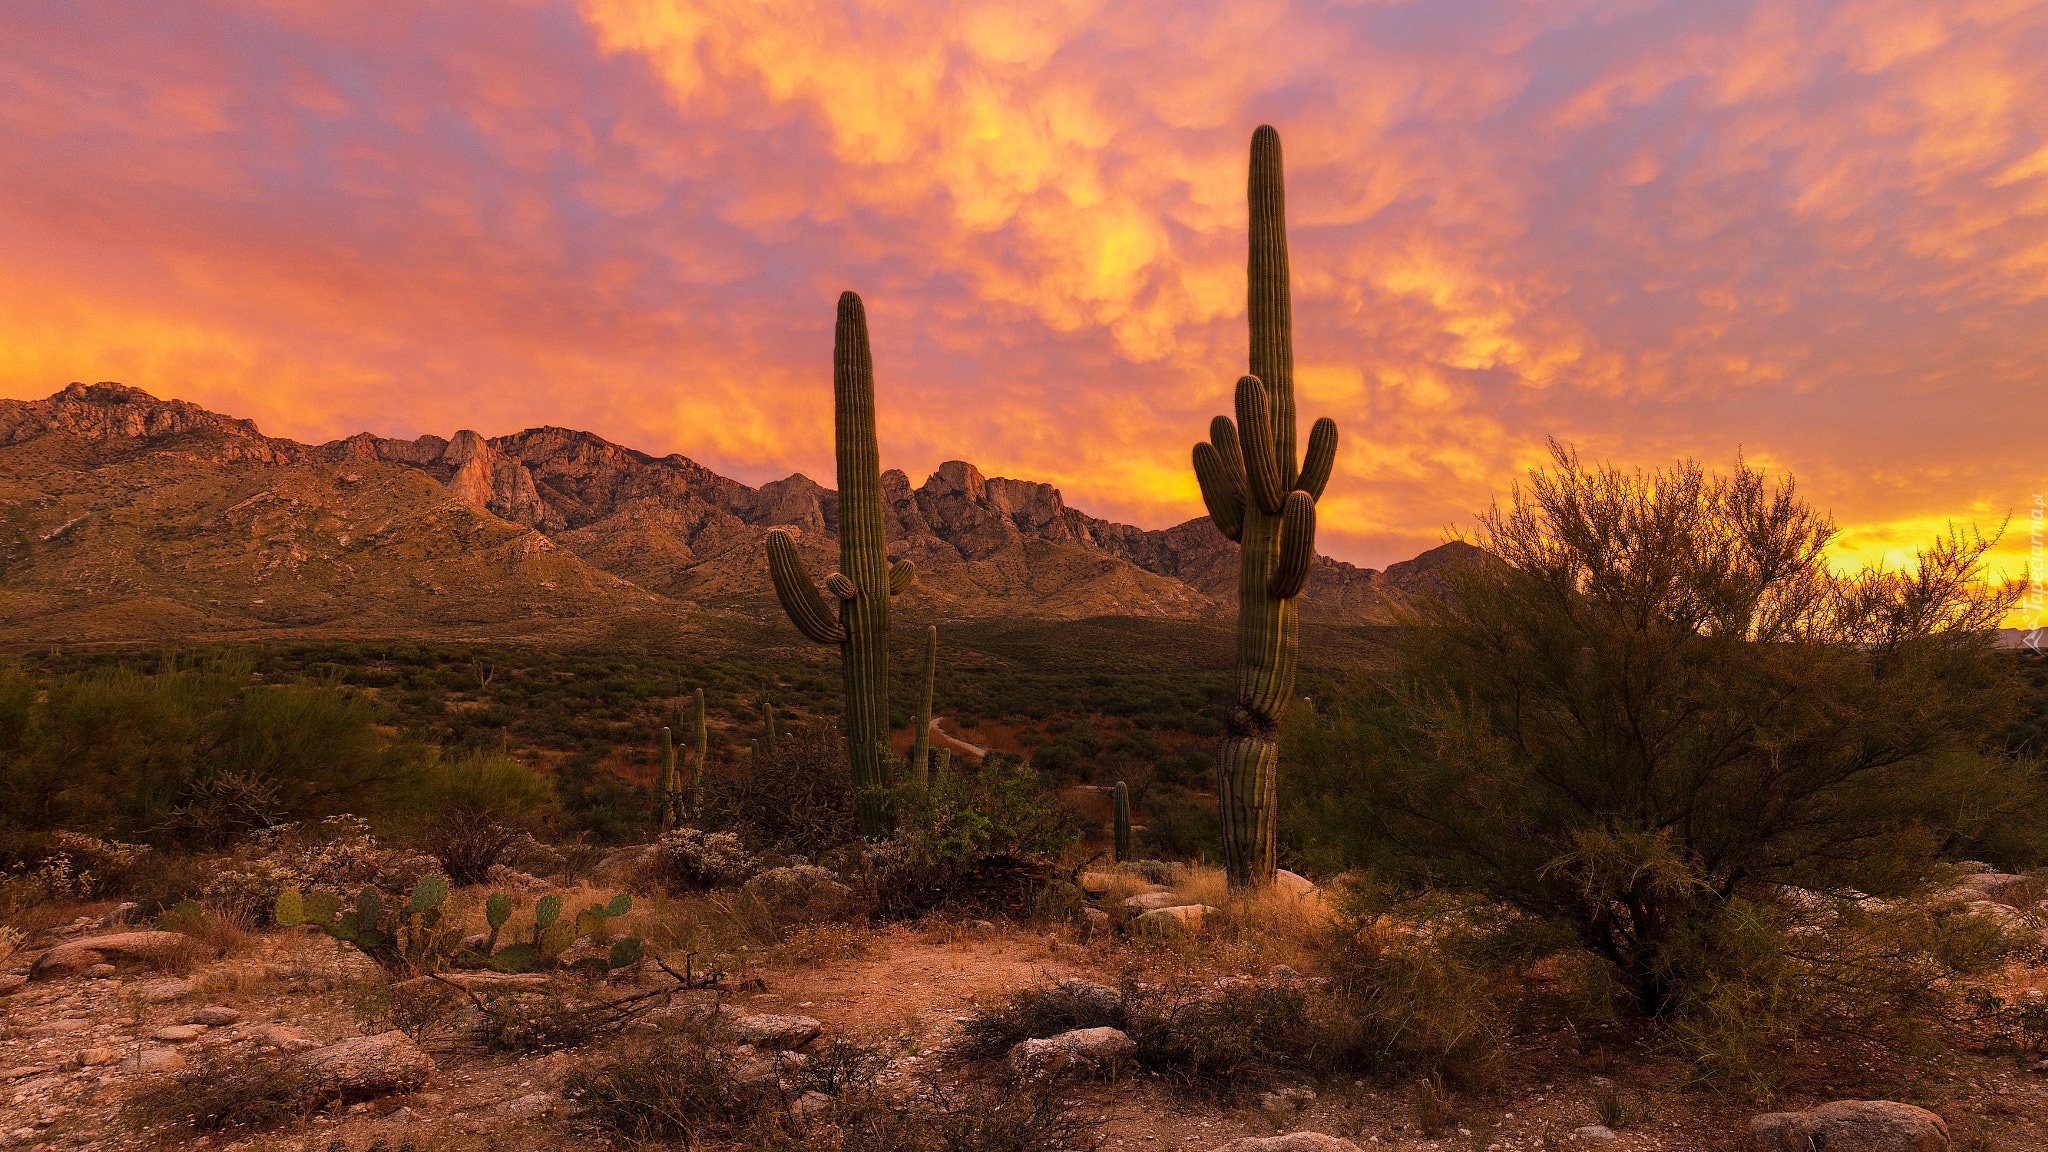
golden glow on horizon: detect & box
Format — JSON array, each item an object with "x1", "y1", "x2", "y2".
[{"x1": 0, "y1": 0, "x2": 2043, "y2": 618}]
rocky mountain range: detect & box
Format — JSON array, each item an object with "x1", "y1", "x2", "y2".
[{"x1": 0, "y1": 382, "x2": 1474, "y2": 642}]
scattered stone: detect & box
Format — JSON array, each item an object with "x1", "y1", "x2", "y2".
[
  {"x1": 1272, "y1": 870, "x2": 1316, "y2": 897},
  {"x1": 485, "y1": 864, "x2": 550, "y2": 893},
  {"x1": 1960, "y1": 872, "x2": 2032, "y2": 904},
  {"x1": 1008, "y1": 1026, "x2": 1135, "y2": 1078},
  {"x1": 28, "y1": 931, "x2": 219, "y2": 980},
  {"x1": 0, "y1": 975, "x2": 25, "y2": 996},
  {"x1": 298, "y1": 1030, "x2": 435, "y2": 1098},
  {"x1": 1211, "y1": 1135, "x2": 1362, "y2": 1152},
  {"x1": 120, "y1": 1048, "x2": 186, "y2": 1074},
  {"x1": 736, "y1": 1013, "x2": 823, "y2": 1050},
  {"x1": 139, "y1": 979, "x2": 192, "y2": 1003},
  {"x1": 1124, "y1": 892, "x2": 1184, "y2": 911},
  {"x1": 253, "y1": 1023, "x2": 318, "y2": 1051},
  {"x1": 1134, "y1": 905, "x2": 1219, "y2": 932},
  {"x1": 505, "y1": 1092, "x2": 554, "y2": 1118},
  {"x1": 1, "y1": 1066, "x2": 42, "y2": 1080},
  {"x1": 792, "y1": 1089, "x2": 832, "y2": 1119},
  {"x1": 968, "y1": 919, "x2": 998, "y2": 933},
  {"x1": 24, "y1": 1018, "x2": 90, "y2": 1037},
  {"x1": 1076, "y1": 906, "x2": 1111, "y2": 937},
  {"x1": 1043, "y1": 978, "x2": 1123, "y2": 1019},
  {"x1": 385, "y1": 1106, "x2": 421, "y2": 1123},
  {"x1": 84, "y1": 963, "x2": 118, "y2": 979},
  {"x1": 187, "y1": 1005, "x2": 241, "y2": 1026},
  {"x1": 1573, "y1": 1125, "x2": 1616, "y2": 1142},
  {"x1": 1259, "y1": 1086, "x2": 1317, "y2": 1113},
  {"x1": 153, "y1": 1025, "x2": 207, "y2": 1042},
  {"x1": 1749, "y1": 1100, "x2": 1949, "y2": 1152},
  {"x1": 74, "y1": 1046, "x2": 118, "y2": 1067}
]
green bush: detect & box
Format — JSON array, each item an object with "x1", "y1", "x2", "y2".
[{"x1": 1283, "y1": 447, "x2": 2037, "y2": 1079}]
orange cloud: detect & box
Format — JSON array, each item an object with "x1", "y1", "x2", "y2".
[{"x1": 1, "y1": 0, "x2": 2044, "y2": 604}]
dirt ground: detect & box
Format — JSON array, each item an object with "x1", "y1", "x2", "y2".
[{"x1": 4, "y1": 902, "x2": 2046, "y2": 1152}]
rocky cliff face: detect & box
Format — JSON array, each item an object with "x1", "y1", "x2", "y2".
[{"x1": 1, "y1": 383, "x2": 1473, "y2": 636}]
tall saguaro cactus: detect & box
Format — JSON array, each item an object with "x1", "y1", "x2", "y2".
[
  {"x1": 658, "y1": 725, "x2": 678, "y2": 828},
  {"x1": 910, "y1": 625, "x2": 937, "y2": 790},
  {"x1": 766, "y1": 292, "x2": 916, "y2": 838},
  {"x1": 1113, "y1": 780, "x2": 1132, "y2": 863},
  {"x1": 1190, "y1": 125, "x2": 1340, "y2": 888}
]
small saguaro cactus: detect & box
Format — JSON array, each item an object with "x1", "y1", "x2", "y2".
[
  {"x1": 910, "y1": 625, "x2": 937, "y2": 790},
  {"x1": 766, "y1": 291, "x2": 916, "y2": 838},
  {"x1": 762, "y1": 702, "x2": 778, "y2": 758},
  {"x1": 658, "y1": 725, "x2": 679, "y2": 828},
  {"x1": 1189, "y1": 125, "x2": 1340, "y2": 888},
  {"x1": 1113, "y1": 780, "x2": 1132, "y2": 863},
  {"x1": 690, "y1": 687, "x2": 707, "y2": 819}
]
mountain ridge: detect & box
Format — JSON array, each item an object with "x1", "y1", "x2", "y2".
[{"x1": 0, "y1": 383, "x2": 1475, "y2": 641}]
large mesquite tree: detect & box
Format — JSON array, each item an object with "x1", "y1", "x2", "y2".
[
  {"x1": 1190, "y1": 126, "x2": 1340, "y2": 887},
  {"x1": 765, "y1": 292, "x2": 916, "y2": 838}
]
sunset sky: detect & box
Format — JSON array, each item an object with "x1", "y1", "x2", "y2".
[{"x1": 3, "y1": 1, "x2": 2044, "y2": 591}]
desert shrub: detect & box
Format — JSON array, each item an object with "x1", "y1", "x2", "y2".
[
  {"x1": 566, "y1": 1036, "x2": 761, "y2": 1144},
  {"x1": 1124, "y1": 980, "x2": 1320, "y2": 1094},
  {"x1": 698, "y1": 722, "x2": 859, "y2": 856},
  {"x1": 656, "y1": 828, "x2": 758, "y2": 891},
  {"x1": 960, "y1": 979, "x2": 1129, "y2": 1059},
  {"x1": 1137, "y1": 786, "x2": 1218, "y2": 863},
  {"x1": 202, "y1": 815, "x2": 385, "y2": 919},
  {"x1": 126, "y1": 1045, "x2": 306, "y2": 1131},
  {"x1": 406, "y1": 752, "x2": 555, "y2": 885},
  {"x1": 1285, "y1": 448, "x2": 2032, "y2": 1068},
  {"x1": 156, "y1": 898, "x2": 251, "y2": 955},
  {"x1": 353, "y1": 976, "x2": 465, "y2": 1044}
]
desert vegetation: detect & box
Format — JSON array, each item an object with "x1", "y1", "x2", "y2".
[{"x1": 3, "y1": 126, "x2": 2046, "y2": 1152}]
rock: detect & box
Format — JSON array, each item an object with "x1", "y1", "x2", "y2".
[
  {"x1": 1076, "y1": 906, "x2": 1111, "y2": 937},
  {"x1": 253, "y1": 1023, "x2": 317, "y2": 1051},
  {"x1": 1574, "y1": 1126, "x2": 1617, "y2": 1141},
  {"x1": 1124, "y1": 892, "x2": 1185, "y2": 911},
  {"x1": 736, "y1": 1013, "x2": 822, "y2": 1050},
  {"x1": 120, "y1": 1048, "x2": 186, "y2": 1074},
  {"x1": 186, "y1": 1005, "x2": 241, "y2": 1026},
  {"x1": 0, "y1": 975, "x2": 25, "y2": 995},
  {"x1": 75, "y1": 1047, "x2": 118, "y2": 1068},
  {"x1": 140, "y1": 979, "x2": 192, "y2": 1003},
  {"x1": 1007, "y1": 1026, "x2": 1136, "y2": 1078},
  {"x1": 28, "y1": 931, "x2": 219, "y2": 980},
  {"x1": 1134, "y1": 905, "x2": 1219, "y2": 932},
  {"x1": 792, "y1": 1089, "x2": 832, "y2": 1119},
  {"x1": 298, "y1": 1031, "x2": 435, "y2": 1098},
  {"x1": 504, "y1": 1092, "x2": 554, "y2": 1118},
  {"x1": 1211, "y1": 1135, "x2": 1362, "y2": 1152},
  {"x1": 1273, "y1": 870, "x2": 1316, "y2": 897},
  {"x1": 1960, "y1": 872, "x2": 2031, "y2": 904},
  {"x1": 153, "y1": 1025, "x2": 207, "y2": 1042},
  {"x1": 485, "y1": 864, "x2": 550, "y2": 893},
  {"x1": 1042, "y1": 977, "x2": 1124, "y2": 1020},
  {"x1": 1259, "y1": 1086, "x2": 1317, "y2": 1113},
  {"x1": 1, "y1": 1066, "x2": 42, "y2": 1080},
  {"x1": 84, "y1": 963, "x2": 118, "y2": 979},
  {"x1": 1749, "y1": 1100, "x2": 1950, "y2": 1152},
  {"x1": 25, "y1": 1018, "x2": 90, "y2": 1037}
]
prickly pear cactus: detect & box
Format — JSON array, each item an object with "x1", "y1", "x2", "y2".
[
  {"x1": 1189, "y1": 125, "x2": 1339, "y2": 888},
  {"x1": 766, "y1": 292, "x2": 916, "y2": 838}
]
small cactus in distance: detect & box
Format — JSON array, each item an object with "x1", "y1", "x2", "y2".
[
  {"x1": 658, "y1": 725, "x2": 679, "y2": 828},
  {"x1": 690, "y1": 688, "x2": 707, "y2": 819},
  {"x1": 765, "y1": 291, "x2": 916, "y2": 838},
  {"x1": 1113, "y1": 781, "x2": 1131, "y2": 862},
  {"x1": 910, "y1": 625, "x2": 937, "y2": 790}
]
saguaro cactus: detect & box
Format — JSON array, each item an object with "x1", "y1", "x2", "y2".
[
  {"x1": 910, "y1": 625, "x2": 937, "y2": 790},
  {"x1": 690, "y1": 688, "x2": 706, "y2": 818},
  {"x1": 767, "y1": 292, "x2": 916, "y2": 838},
  {"x1": 1190, "y1": 125, "x2": 1339, "y2": 888},
  {"x1": 658, "y1": 725, "x2": 679, "y2": 828},
  {"x1": 1113, "y1": 780, "x2": 1131, "y2": 863}
]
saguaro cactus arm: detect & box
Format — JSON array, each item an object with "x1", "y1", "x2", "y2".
[
  {"x1": 1193, "y1": 441, "x2": 1244, "y2": 541},
  {"x1": 1269, "y1": 493, "x2": 1316, "y2": 599},
  {"x1": 889, "y1": 559, "x2": 916, "y2": 595},
  {"x1": 1298, "y1": 418, "x2": 1338, "y2": 500},
  {"x1": 768, "y1": 531, "x2": 848, "y2": 644},
  {"x1": 824, "y1": 572, "x2": 858, "y2": 600},
  {"x1": 1234, "y1": 375, "x2": 1286, "y2": 515}
]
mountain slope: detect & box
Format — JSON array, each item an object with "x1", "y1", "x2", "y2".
[{"x1": 1, "y1": 383, "x2": 1470, "y2": 641}]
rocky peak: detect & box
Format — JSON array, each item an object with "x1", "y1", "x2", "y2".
[
  {"x1": 752, "y1": 474, "x2": 837, "y2": 533},
  {"x1": 0, "y1": 382, "x2": 300, "y2": 463}
]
